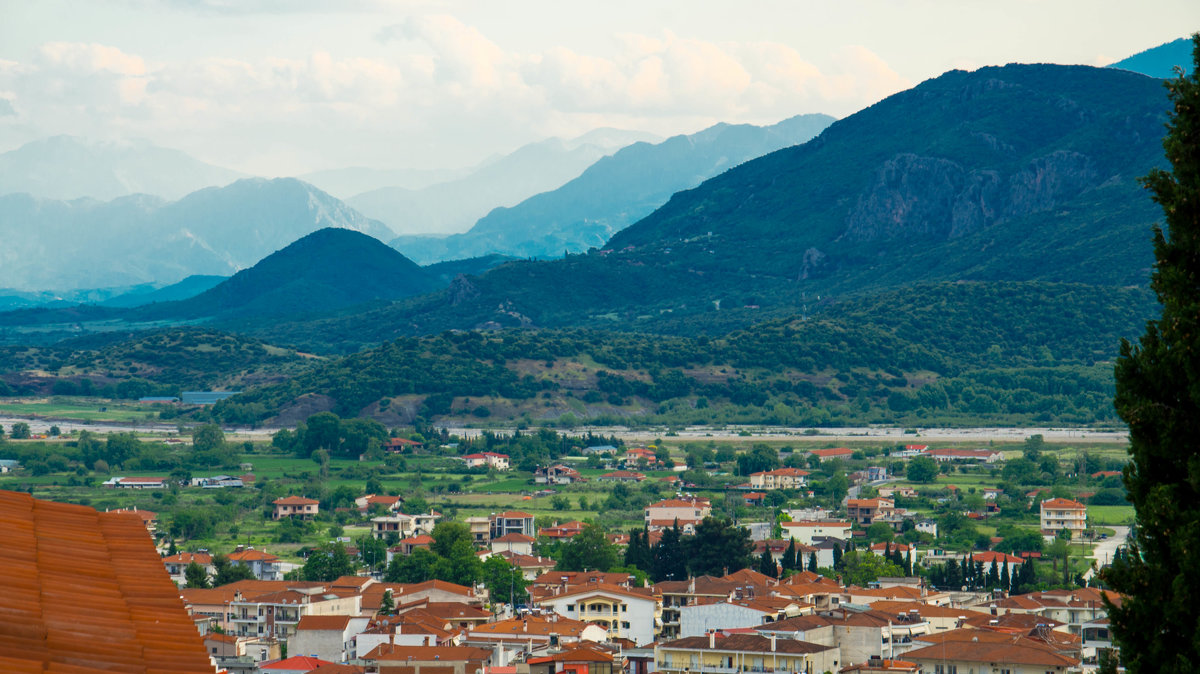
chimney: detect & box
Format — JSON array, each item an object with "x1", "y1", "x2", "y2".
[
  {"x1": 769, "y1": 634, "x2": 776, "y2": 652},
  {"x1": 709, "y1": 630, "x2": 715, "y2": 649}
]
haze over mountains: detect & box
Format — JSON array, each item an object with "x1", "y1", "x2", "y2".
[
  {"x1": 345, "y1": 129, "x2": 661, "y2": 237},
  {"x1": 0, "y1": 136, "x2": 246, "y2": 201},
  {"x1": 391, "y1": 114, "x2": 834, "y2": 264},
  {"x1": 0, "y1": 178, "x2": 393, "y2": 290}
]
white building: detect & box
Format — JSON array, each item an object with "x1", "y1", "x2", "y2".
[
  {"x1": 1040, "y1": 498, "x2": 1087, "y2": 539},
  {"x1": 287, "y1": 615, "x2": 370, "y2": 663},
  {"x1": 780, "y1": 521, "x2": 852, "y2": 546},
  {"x1": 535, "y1": 584, "x2": 658, "y2": 646}
]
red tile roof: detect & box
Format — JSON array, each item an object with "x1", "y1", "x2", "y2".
[
  {"x1": 228, "y1": 548, "x2": 280, "y2": 562},
  {"x1": 0, "y1": 489, "x2": 214, "y2": 672},
  {"x1": 298, "y1": 614, "x2": 355, "y2": 631},
  {"x1": 493, "y1": 510, "x2": 534, "y2": 518},
  {"x1": 493, "y1": 533, "x2": 536, "y2": 544},
  {"x1": 1040, "y1": 497, "x2": 1086, "y2": 509},
  {"x1": 262, "y1": 655, "x2": 336, "y2": 670},
  {"x1": 274, "y1": 495, "x2": 319, "y2": 505}
]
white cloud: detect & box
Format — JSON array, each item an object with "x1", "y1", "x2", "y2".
[{"x1": 0, "y1": 22, "x2": 913, "y2": 173}]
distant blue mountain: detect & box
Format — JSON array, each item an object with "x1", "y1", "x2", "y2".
[{"x1": 1109, "y1": 37, "x2": 1194, "y2": 78}]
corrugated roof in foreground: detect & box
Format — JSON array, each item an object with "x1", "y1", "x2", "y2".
[{"x1": 0, "y1": 490, "x2": 215, "y2": 672}]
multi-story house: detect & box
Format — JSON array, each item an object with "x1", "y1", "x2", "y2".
[
  {"x1": 536, "y1": 583, "x2": 659, "y2": 645},
  {"x1": 1040, "y1": 498, "x2": 1087, "y2": 539},
  {"x1": 272, "y1": 496, "x2": 318, "y2": 520},
  {"x1": 489, "y1": 511, "x2": 536, "y2": 539},
  {"x1": 655, "y1": 632, "x2": 840, "y2": 674},
  {"x1": 749, "y1": 468, "x2": 810, "y2": 490},
  {"x1": 845, "y1": 498, "x2": 895, "y2": 526},
  {"x1": 227, "y1": 548, "x2": 282, "y2": 580}
]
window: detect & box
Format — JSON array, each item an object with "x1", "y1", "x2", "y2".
[
  {"x1": 567, "y1": 604, "x2": 575, "y2": 611},
  {"x1": 621, "y1": 605, "x2": 628, "y2": 612},
  {"x1": 622, "y1": 621, "x2": 630, "y2": 629}
]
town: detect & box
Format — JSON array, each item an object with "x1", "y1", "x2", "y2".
[{"x1": 0, "y1": 417, "x2": 1127, "y2": 673}]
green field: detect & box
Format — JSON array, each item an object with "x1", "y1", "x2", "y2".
[
  {"x1": 0, "y1": 398, "x2": 163, "y2": 423},
  {"x1": 1088, "y1": 505, "x2": 1136, "y2": 525}
]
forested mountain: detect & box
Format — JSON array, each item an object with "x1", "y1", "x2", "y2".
[
  {"x1": 99, "y1": 276, "x2": 228, "y2": 308},
  {"x1": 0, "y1": 136, "x2": 245, "y2": 201},
  {"x1": 133, "y1": 228, "x2": 439, "y2": 321},
  {"x1": 347, "y1": 133, "x2": 656, "y2": 237},
  {"x1": 1109, "y1": 37, "x2": 1195, "y2": 78},
  {"x1": 0, "y1": 177, "x2": 394, "y2": 290},
  {"x1": 245, "y1": 64, "x2": 1168, "y2": 344},
  {"x1": 206, "y1": 281, "x2": 1152, "y2": 427},
  {"x1": 391, "y1": 114, "x2": 834, "y2": 263}
]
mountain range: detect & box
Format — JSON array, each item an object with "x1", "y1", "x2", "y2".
[
  {"x1": 1108, "y1": 36, "x2": 1195, "y2": 78},
  {"x1": 345, "y1": 129, "x2": 661, "y2": 237},
  {"x1": 0, "y1": 178, "x2": 393, "y2": 290},
  {"x1": 391, "y1": 114, "x2": 834, "y2": 264},
  {"x1": 0, "y1": 136, "x2": 246, "y2": 201}
]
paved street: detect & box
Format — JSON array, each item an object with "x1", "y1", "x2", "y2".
[{"x1": 1085, "y1": 525, "x2": 1130, "y2": 580}]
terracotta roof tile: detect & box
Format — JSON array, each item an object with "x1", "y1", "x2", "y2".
[{"x1": 0, "y1": 489, "x2": 213, "y2": 672}]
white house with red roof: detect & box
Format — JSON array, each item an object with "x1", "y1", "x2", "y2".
[
  {"x1": 273, "y1": 495, "x2": 319, "y2": 520},
  {"x1": 749, "y1": 467, "x2": 810, "y2": 490},
  {"x1": 463, "y1": 452, "x2": 510, "y2": 470},
  {"x1": 287, "y1": 614, "x2": 371, "y2": 664},
  {"x1": 356, "y1": 493, "x2": 404, "y2": 514},
  {"x1": 384, "y1": 437, "x2": 424, "y2": 452},
  {"x1": 228, "y1": 547, "x2": 283, "y2": 580},
  {"x1": 806, "y1": 448, "x2": 855, "y2": 462},
  {"x1": 490, "y1": 511, "x2": 536, "y2": 538},
  {"x1": 534, "y1": 584, "x2": 658, "y2": 645},
  {"x1": 259, "y1": 654, "x2": 337, "y2": 674},
  {"x1": 490, "y1": 532, "x2": 536, "y2": 556},
  {"x1": 539, "y1": 520, "x2": 586, "y2": 540},
  {"x1": 1040, "y1": 497, "x2": 1087, "y2": 539},
  {"x1": 780, "y1": 521, "x2": 852, "y2": 545},
  {"x1": 971, "y1": 550, "x2": 1027, "y2": 577},
  {"x1": 644, "y1": 497, "x2": 712, "y2": 532},
  {"x1": 163, "y1": 551, "x2": 214, "y2": 585},
  {"x1": 534, "y1": 464, "x2": 585, "y2": 484}
]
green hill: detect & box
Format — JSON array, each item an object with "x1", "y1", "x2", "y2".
[{"x1": 137, "y1": 227, "x2": 439, "y2": 321}]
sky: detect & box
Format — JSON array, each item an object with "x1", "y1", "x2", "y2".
[{"x1": 0, "y1": 1, "x2": 1194, "y2": 176}]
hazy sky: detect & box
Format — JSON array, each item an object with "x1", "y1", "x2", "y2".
[{"x1": 0, "y1": 1, "x2": 1194, "y2": 175}]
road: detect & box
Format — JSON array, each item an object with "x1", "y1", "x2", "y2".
[{"x1": 1084, "y1": 525, "x2": 1130, "y2": 580}]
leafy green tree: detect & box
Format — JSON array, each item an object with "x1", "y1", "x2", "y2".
[
  {"x1": 357, "y1": 535, "x2": 389, "y2": 573},
  {"x1": 212, "y1": 554, "x2": 256, "y2": 586},
  {"x1": 826, "y1": 471, "x2": 850, "y2": 504},
  {"x1": 1105, "y1": 35, "x2": 1200, "y2": 674},
  {"x1": 907, "y1": 456, "x2": 939, "y2": 483},
  {"x1": 10, "y1": 422, "x2": 30, "y2": 439},
  {"x1": 560, "y1": 524, "x2": 619, "y2": 572},
  {"x1": 687, "y1": 517, "x2": 754, "y2": 577},
  {"x1": 866, "y1": 522, "x2": 894, "y2": 543},
  {"x1": 431, "y1": 522, "x2": 480, "y2": 585},
  {"x1": 184, "y1": 561, "x2": 209, "y2": 589},
  {"x1": 480, "y1": 555, "x2": 528, "y2": 605},
  {"x1": 192, "y1": 424, "x2": 225, "y2": 453},
  {"x1": 302, "y1": 412, "x2": 342, "y2": 457},
  {"x1": 385, "y1": 547, "x2": 440, "y2": 583},
  {"x1": 301, "y1": 542, "x2": 357, "y2": 582},
  {"x1": 839, "y1": 550, "x2": 902, "y2": 586}
]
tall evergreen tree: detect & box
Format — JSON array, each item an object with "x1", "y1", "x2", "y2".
[
  {"x1": 807, "y1": 551, "x2": 818, "y2": 573},
  {"x1": 986, "y1": 560, "x2": 1000, "y2": 589},
  {"x1": 1105, "y1": 34, "x2": 1200, "y2": 673},
  {"x1": 999, "y1": 561, "x2": 1010, "y2": 593},
  {"x1": 832, "y1": 543, "x2": 843, "y2": 570},
  {"x1": 758, "y1": 550, "x2": 777, "y2": 578},
  {"x1": 624, "y1": 527, "x2": 653, "y2": 572},
  {"x1": 782, "y1": 539, "x2": 797, "y2": 571},
  {"x1": 652, "y1": 521, "x2": 688, "y2": 582}
]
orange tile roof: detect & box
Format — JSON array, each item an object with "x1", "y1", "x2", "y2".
[
  {"x1": 494, "y1": 511, "x2": 534, "y2": 518},
  {"x1": 274, "y1": 495, "x2": 319, "y2": 505},
  {"x1": 163, "y1": 551, "x2": 213, "y2": 565},
  {"x1": 0, "y1": 489, "x2": 214, "y2": 672},
  {"x1": 1040, "y1": 497, "x2": 1086, "y2": 509},
  {"x1": 227, "y1": 548, "x2": 279, "y2": 562}
]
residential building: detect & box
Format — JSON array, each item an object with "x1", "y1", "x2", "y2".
[
  {"x1": 539, "y1": 520, "x2": 586, "y2": 540},
  {"x1": 490, "y1": 511, "x2": 537, "y2": 539},
  {"x1": 288, "y1": 614, "x2": 371, "y2": 663},
  {"x1": 846, "y1": 498, "x2": 895, "y2": 526},
  {"x1": 463, "y1": 452, "x2": 511, "y2": 470},
  {"x1": 780, "y1": 521, "x2": 852, "y2": 546},
  {"x1": 535, "y1": 583, "x2": 659, "y2": 645},
  {"x1": 645, "y1": 498, "x2": 712, "y2": 532},
  {"x1": 839, "y1": 657, "x2": 919, "y2": 673},
  {"x1": 356, "y1": 494, "x2": 404, "y2": 514},
  {"x1": 105, "y1": 476, "x2": 168, "y2": 489},
  {"x1": 922, "y1": 448, "x2": 1005, "y2": 463},
  {"x1": 362, "y1": 644, "x2": 493, "y2": 674},
  {"x1": 583, "y1": 445, "x2": 619, "y2": 455},
  {"x1": 491, "y1": 532, "x2": 536, "y2": 556},
  {"x1": 383, "y1": 437, "x2": 424, "y2": 453},
  {"x1": 486, "y1": 550, "x2": 557, "y2": 580},
  {"x1": 902, "y1": 629, "x2": 1079, "y2": 673},
  {"x1": 749, "y1": 468, "x2": 810, "y2": 490},
  {"x1": 971, "y1": 550, "x2": 1027, "y2": 578},
  {"x1": 273, "y1": 495, "x2": 319, "y2": 520},
  {"x1": 807, "y1": 448, "x2": 855, "y2": 462},
  {"x1": 372, "y1": 513, "x2": 416, "y2": 540},
  {"x1": 679, "y1": 598, "x2": 807, "y2": 637},
  {"x1": 228, "y1": 547, "x2": 283, "y2": 580},
  {"x1": 228, "y1": 586, "x2": 361, "y2": 640},
  {"x1": 655, "y1": 632, "x2": 839, "y2": 674},
  {"x1": 535, "y1": 464, "x2": 585, "y2": 484},
  {"x1": 464, "y1": 615, "x2": 608, "y2": 663},
  {"x1": 163, "y1": 551, "x2": 214, "y2": 585},
  {"x1": 623, "y1": 448, "x2": 659, "y2": 467},
  {"x1": 599, "y1": 470, "x2": 646, "y2": 482},
  {"x1": 465, "y1": 516, "x2": 492, "y2": 544},
  {"x1": 528, "y1": 645, "x2": 616, "y2": 674},
  {"x1": 389, "y1": 534, "x2": 435, "y2": 562},
  {"x1": 1040, "y1": 498, "x2": 1087, "y2": 539}
]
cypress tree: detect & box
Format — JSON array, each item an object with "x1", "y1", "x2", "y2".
[
  {"x1": 1105, "y1": 34, "x2": 1200, "y2": 673},
  {"x1": 1000, "y1": 561, "x2": 1010, "y2": 593},
  {"x1": 987, "y1": 560, "x2": 1000, "y2": 589},
  {"x1": 758, "y1": 549, "x2": 777, "y2": 578},
  {"x1": 832, "y1": 543, "x2": 843, "y2": 570},
  {"x1": 903, "y1": 550, "x2": 912, "y2": 576},
  {"x1": 782, "y1": 538, "x2": 797, "y2": 571},
  {"x1": 807, "y1": 551, "x2": 818, "y2": 573}
]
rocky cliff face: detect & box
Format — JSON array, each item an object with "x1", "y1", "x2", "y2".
[{"x1": 843, "y1": 150, "x2": 1100, "y2": 242}]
